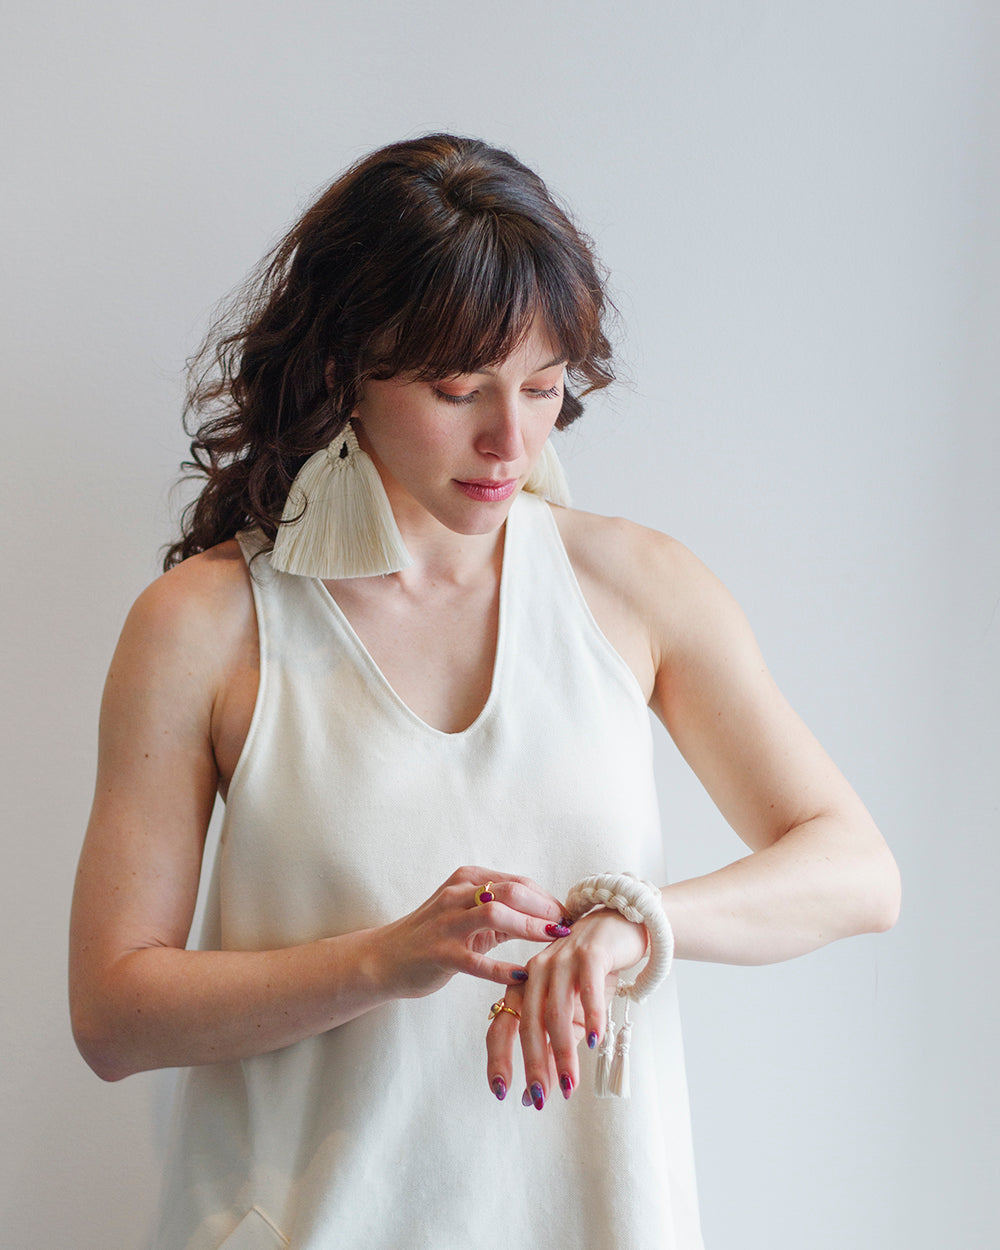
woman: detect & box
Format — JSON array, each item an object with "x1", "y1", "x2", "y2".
[{"x1": 70, "y1": 134, "x2": 900, "y2": 1250}]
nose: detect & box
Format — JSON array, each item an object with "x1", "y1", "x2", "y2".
[{"x1": 475, "y1": 393, "x2": 525, "y2": 464}]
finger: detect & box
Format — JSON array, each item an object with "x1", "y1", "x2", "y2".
[
  {"x1": 484, "y1": 878, "x2": 568, "y2": 925},
  {"x1": 456, "y1": 900, "x2": 570, "y2": 945},
  {"x1": 580, "y1": 967, "x2": 611, "y2": 1053},
  {"x1": 516, "y1": 970, "x2": 557, "y2": 1110},
  {"x1": 455, "y1": 868, "x2": 568, "y2": 920},
  {"x1": 542, "y1": 962, "x2": 586, "y2": 1099},
  {"x1": 520, "y1": 1050, "x2": 561, "y2": 1111},
  {"x1": 485, "y1": 994, "x2": 521, "y2": 1102},
  {"x1": 458, "y1": 953, "x2": 531, "y2": 986}
]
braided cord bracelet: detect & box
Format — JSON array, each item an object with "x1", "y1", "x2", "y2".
[{"x1": 565, "y1": 872, "x2": 674, "y2": 1098}]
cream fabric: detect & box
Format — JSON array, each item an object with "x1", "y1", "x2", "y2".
[{"x1": 153, "y1": 492, "x2": 703, "y2": 1250}]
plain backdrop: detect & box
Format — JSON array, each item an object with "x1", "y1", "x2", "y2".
[{"x1": 2, "y1": 2, "x2": 997, "y2": 1247}]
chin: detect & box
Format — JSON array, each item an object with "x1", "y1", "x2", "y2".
[{"x1": 444, "y1": 491, "x2": 521, "y2": 536}]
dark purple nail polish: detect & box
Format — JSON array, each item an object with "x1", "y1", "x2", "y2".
[
  {"x1": 510, "y1": 968, "x2": 528, "y2": 983},
  {"x1": 491, "y1": 1077, "x2": 507, "y2": 1101},
  {"x1": 545, "y1": 923, "x2": 571, "y2": 938},
  {"x1": 521, "y1": 1088, "x2": 533, "y2": 1107},
  {"x1": 530, "y1": 1082, "x2": 545, "y2": 1110},
  {"x1": 561, "y1": 916, "x2": 574, "y2": 928},
  {"x1": 559, "y1": 1073, "x2": 573, "y2": 1099},
  {"x1": 587, "y1": 1031, "x2": 598, "y2": 1050}
]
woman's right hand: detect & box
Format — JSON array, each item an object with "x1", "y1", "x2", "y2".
[{"x1": 372, "y1": 866, "x2": 571, "y2": 1000}]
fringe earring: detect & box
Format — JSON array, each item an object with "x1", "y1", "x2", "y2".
[
  {"x1": 270, "y1": 423, "x2": 412, "y2": 579},
  {"x1": 523, "y1": 440, "x2": 571, "y2": 508}
]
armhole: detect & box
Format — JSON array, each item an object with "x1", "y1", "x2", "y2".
[
  {"x1": 537, "y1": 501, "x2": 651, "y2": 708},
  {"x1": 222, "y1": 532, "x2": 270, "y2": 807}
]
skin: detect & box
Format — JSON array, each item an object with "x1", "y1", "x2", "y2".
[{"x1": 69, "y1": 323, "x2": 901, "y2": 1104}]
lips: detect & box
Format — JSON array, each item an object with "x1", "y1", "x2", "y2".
[{"x1": 455, "y1": 478, "x2": 518, "y2": 502}]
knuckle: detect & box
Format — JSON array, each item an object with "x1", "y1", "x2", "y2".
[
  {"x1": 480, "y1": 900, "x2": 506, "y2": 926},
  {"x1": 443, "y1": 883, "x2": 471, "y2": 909}
]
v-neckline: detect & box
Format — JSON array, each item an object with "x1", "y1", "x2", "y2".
[{"x1": 306, "y1": 497, "x2": 519, "y2": 738}]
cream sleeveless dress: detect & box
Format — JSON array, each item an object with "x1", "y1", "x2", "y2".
[{"x1": 152, "y1": 491, "x2": 704, "y2": 1250}]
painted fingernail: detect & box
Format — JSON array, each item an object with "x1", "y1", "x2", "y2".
[
  {"x1": 521, "y1": 1088, "x2": 533, "y2": 1107},
  {"x1": 510, "y1": 968, "x2": 529, "y2": 983},
  {"x1": 491, "y1": 1077, "x2": 507, "y2": 1101},
  {"x1": 587, "y1": 1031, "x2": 598, "y2": 1049},
  {"x1": 561, "y1": 916, "x2": 574, "y2": 928},
  {"x1": 559, "y1": 1073, "x2": 573, "y2": 1099},
  {"x1": 545, "y1": 923, "x2": 571, "y2": 938},
  {"x1": 530, "y1": 1083, "x2": 545, "y2": 1110}
]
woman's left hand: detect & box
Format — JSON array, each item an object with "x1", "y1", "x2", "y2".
[{"x1": 484, "y1": 907, "x2": 647, "y2": 1108}]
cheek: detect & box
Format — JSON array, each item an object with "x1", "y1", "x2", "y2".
[
  {"x1": 377, "y1": 414, "x2": 457, "y2": 476},
  {"x1": 530, "y1": 409, "x2": 561, "y2": 449}
]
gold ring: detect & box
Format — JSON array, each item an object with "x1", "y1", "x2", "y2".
[
  {"x1": 489, "y1": 998, "x2": 521, "y2": 1022},
  {"x1": 475, "y1": 882, "x2": 495, "y2": 905}
]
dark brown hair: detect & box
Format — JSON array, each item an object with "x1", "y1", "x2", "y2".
[{"x1": 165, "y1": 133, "x2": 615, "y2": 568}]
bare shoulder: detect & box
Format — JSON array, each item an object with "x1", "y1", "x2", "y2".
[
  {"x1": 550, "y1": 505, "x2": 740, "y2": 669},
  {"x1": 121, "y1": 541, "x2": 255, "y2": 671},
  {"x1": 104, "y1": 542, "x2": 258, "y2": 762},
  {"x1": 549, "y1": 506, "x2": 720, "y2": 699},
  {"x1": 552, "y1": 505, "x2": 688, "y2": 589},
  {"x1": 130, "y1": 540, "x2": 253, "y2": 631}
]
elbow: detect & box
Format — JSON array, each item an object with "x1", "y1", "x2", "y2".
[
  {"x1": 859, "y1": 845, "x2": 902, "y2": 936},
  {"x1": 70, "y1": 997, "x2": 142, "y2": 1083}
]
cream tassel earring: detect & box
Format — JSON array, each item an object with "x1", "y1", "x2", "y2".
[
  {"x1": 523, "y1": 439, "x2": 571, "y2": 508},
  {"x1": 270, "y1": 422, "x2": 412, "y2": 579}
]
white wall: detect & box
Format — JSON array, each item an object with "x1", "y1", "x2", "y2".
[{"x1": 2, "y1": 2, "x2": 996, "y2": 1246}]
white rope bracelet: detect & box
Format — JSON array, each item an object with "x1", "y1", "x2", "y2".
[{"x1": 564, "y1": 872, "x2": 674, "y2": 1099}]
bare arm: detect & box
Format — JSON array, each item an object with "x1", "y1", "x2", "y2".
[
  {"x1": 647, "y1": 532, "x2": 900, "y2": 962},
  {"x1": 69, "y1": 551, "x2": 565, "y2": 1081},
  {"x1": 487, "y1": 515, "x2": 901, "y2": 1104}
]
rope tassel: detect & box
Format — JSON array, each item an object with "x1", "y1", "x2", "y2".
[
  {"x1": 609, "y1": 1000, "x2": 632, "y2": 1098},
  {"x1": 595, "y1": 1001, "x2": 616, "y2": 1099}
]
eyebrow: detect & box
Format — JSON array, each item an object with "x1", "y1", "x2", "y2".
[{"x1": 468, "y1": 355, "x2": 566, "y2": 378}]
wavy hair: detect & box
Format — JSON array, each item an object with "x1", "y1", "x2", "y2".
[{"x1": 165, "y1": 134, "x2": 616, "y2": 568}]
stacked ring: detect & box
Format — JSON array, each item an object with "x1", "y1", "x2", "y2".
[
  {"x1": 474, "y1": 882, "x2": 495, "y2": 905},
  {"x1": 489, "y1": 999, "x2": 521, "y2": 1021}
]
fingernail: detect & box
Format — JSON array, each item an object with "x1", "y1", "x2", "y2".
[
  {"x1": 561, "y1": 916, "x2": 574, "y2": 928},
  {"x1": 521, "y1": 1088, "x2": 533, "y2": 1107},
  {"x1": 559, "y1": 1073, "x2": 573, "y2": 1100},
  {"x1": 491, "y1": 1077, "x2": 507, "y2": 1101},
  {"x1": 510, "y1": 968, "x2": 528, "y2": 983},
  {"x1": 587, "y1": 1031, "x2": 598, "y2": 1050},
  {"x1": 530, "y1": 1082, "x2": 545, "y2": 1110},
  {"x1": 545, "y1": 923, "x2": 571, "y2": 938}
]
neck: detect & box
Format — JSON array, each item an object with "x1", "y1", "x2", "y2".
[{"x1": 391, "y1": 512, "x2": 507, "y2": 589}]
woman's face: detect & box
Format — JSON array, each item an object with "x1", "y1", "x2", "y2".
[{"x1": 352, "y1": 320, "x2": 566, "y2": 540}]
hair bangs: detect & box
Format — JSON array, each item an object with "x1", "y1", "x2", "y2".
[{"x1": 363, "y1": 213, "x2": 601, "y2": 384}]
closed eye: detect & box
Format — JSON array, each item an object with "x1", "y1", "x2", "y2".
[
  {"x1": 431, "y1": 383, "x2": 562, "y2": 405},
  {"x1": 433, "y1": 387, "x2": 478, "y2": 406}
]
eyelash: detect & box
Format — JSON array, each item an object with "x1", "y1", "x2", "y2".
[{"x1": 433, "y1": 385, "x2": 562, "y2": 406}]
